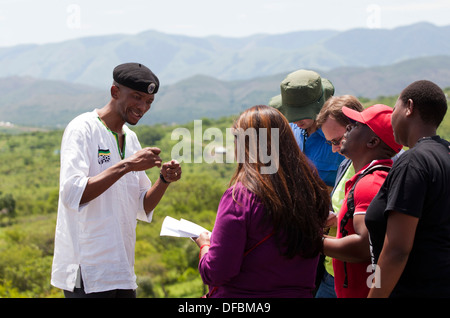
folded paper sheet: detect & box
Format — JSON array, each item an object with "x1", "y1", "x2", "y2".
[{"x1": 160, "y1": 216, "x2": 210, "y2": 238}]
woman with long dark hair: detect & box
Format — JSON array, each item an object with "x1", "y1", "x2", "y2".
[{"x1": 195, "y1": 105, "x2": 330, "y2": 297}]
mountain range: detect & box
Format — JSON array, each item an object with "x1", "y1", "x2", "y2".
[
  {"x1": 1, "y1": 22, "x2": 450, "y2": 86},
  {"x1": 1, "y1": 22, "x2": 450, "y2": 127}
]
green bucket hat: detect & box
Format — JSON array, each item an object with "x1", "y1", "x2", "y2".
[
  {"x1": 268, "y1": 94, "x2": 282, "y2": 109},
  {"x1": 272, "y1": 69, "x2": 334, "y2": 122}
]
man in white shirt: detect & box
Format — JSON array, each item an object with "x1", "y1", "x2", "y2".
[{"x1": 51, "y1": 63, "x2": 181, "y2": 298}]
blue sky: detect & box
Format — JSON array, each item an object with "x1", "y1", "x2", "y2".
[{"x1": 1, "y1": 0, "x2": 449, "y2": 47}]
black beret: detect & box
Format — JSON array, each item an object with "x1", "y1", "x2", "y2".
[{"x1": 113, "y1": 62, "x2": 160, "y2": 94}]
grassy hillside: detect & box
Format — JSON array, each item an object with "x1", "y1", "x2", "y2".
[{"x1": 0, "y1": 92, "x2": 449, "y2": 297}]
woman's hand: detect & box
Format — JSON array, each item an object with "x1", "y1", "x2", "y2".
[
  {"x1": 194, "y1": 231, "x2": 211, "y2": 247},
  {"x1": 194, "y1": 231, "x2": 211, "y2": 260}
]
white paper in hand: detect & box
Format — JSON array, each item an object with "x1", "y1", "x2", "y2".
[{"x1": 160, "y1": 216, "x2": 210, "y2": 238}]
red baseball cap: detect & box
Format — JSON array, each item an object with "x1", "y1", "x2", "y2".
[{"x1": 342, "y1": 104, "x2": 403, "y2": 153}]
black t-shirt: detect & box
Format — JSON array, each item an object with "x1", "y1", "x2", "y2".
[{"x1": 366, "y1": 136, "x2": 450, "y2": 297}]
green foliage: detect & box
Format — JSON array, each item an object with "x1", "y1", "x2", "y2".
[
  {"x1": 0, "y1": 131, "x2": 61, "y2": 218},
  {"x1": 132, "y1": 124, "x2": 167, "y2": 146},
  {"x1": 0, "y1": 215, "x2": 59, "y2": 297},
  {"x1": 0, "y1": 192, "x2": 16, "y2": 226}
]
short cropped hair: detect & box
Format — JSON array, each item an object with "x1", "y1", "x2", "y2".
[
  {"x1": 316, "y1": 95, "x2": 364, "y2": 128},
  {"x1": 400, "y1": 80, "x2": 448, "y2": 127}
]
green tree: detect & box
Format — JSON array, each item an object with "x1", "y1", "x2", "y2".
[{"x1": 0, "y1": 192, "x2": 16, "y2": 226}]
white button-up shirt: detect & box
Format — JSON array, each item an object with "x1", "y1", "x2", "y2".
[{"x1": 51, "y1": 110, "x2": 153, "y2": 293}]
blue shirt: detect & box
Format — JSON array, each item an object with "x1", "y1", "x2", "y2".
[{"x1": 290, "y1": 123, "x2": 344, "y2": 187}]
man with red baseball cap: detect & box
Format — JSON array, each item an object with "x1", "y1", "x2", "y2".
[
  {"x1": 322, "y1": 104, "x2": 402, "y2": 298},
  {"x1": 341, "y1": 104, "x2": 403, "y2": 154}
]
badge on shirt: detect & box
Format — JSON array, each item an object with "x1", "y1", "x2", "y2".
[{"x1": 98, "y1": 147, "x2": 111, "y2": 164}]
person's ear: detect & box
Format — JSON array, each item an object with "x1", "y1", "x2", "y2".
[
  {"x1": 367, "y1": 136, "x2": 381, "y2": 149},
  {"x1": 111, "y1": 85, "x2": 120, "y2": 99},
  {"x1": 405, "y1": 98, "x2": 414, "y2": 117}
]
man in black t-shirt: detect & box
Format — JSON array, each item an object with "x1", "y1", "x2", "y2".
[{"x1": 366, "y1": 80, "x2": 450, "y2": 297}]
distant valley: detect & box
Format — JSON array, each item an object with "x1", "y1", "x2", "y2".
[{"x1": 0, "y1": 22, "x2": 449, "y2": 127}]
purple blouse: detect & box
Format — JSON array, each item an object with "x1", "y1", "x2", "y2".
[{"x1": 198, "y1": 183, "x2": 319, "y2": 298}]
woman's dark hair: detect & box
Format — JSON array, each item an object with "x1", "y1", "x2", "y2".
[
  {"x1": 230, "y1": 105, "x2": 330, "y2": 258},
  {"x1": 400, "y1": 80, "x2": 448, "y2": 127}
]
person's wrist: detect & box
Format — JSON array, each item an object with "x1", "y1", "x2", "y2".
[
  {"x1": 321, "y1": 236, "x2": 326, "y2": 255},
  {"x1": 159, "y1": 172, "x2": 170, "y2": 184},
  {"x1": 199, "y1": 244, "x2": 210, "y2": 260}
]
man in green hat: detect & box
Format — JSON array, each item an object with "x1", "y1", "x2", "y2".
[{"x1": 269, "y1": 69, "x2": 344, "y2": 188}]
